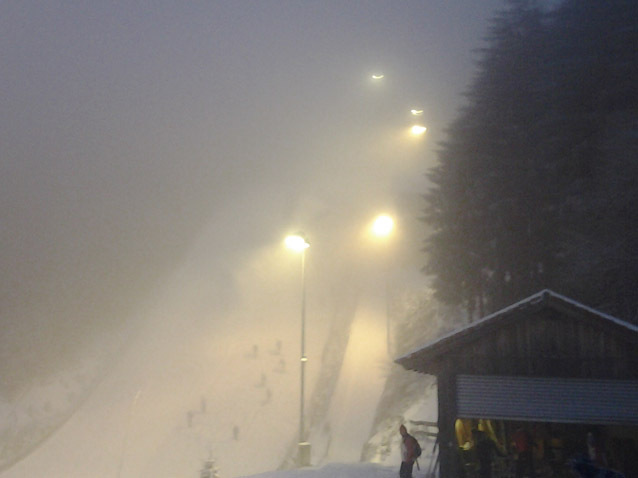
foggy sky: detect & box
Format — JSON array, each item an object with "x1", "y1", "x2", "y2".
[
  {"x1": 1, "y1": 0, "x2": 504, "y2": 390},
  {"x1": 0, "y1": 2, "x2": 521, "y2": 476}
]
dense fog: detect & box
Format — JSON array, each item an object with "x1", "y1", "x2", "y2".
[{"x1": 1, "y1": 2, "x2": 505, "y2": 476}]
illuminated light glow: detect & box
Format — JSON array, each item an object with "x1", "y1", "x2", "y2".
[
  {"x1": 371, "y1": 74, "x2": 384, "y2": 80},
  {"x1": 410, "y1": 125, "x2": 427, "y2": 135},
  {"x1": 285, "y1": 234, "x2": 309, "y2": 252},
  {"x1": 411, "y1": 109, "x2": 424, "y2": 116},
  {"x1": 372, "y1": 214, "x2": 395, "y2": 237},
  {"x1": 300, "y1": 356, "x2": 308, "y2": 362}
]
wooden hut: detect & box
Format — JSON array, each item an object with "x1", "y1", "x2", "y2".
[{"x1": 396, "y1": 289, "x2": 638, "y2": 478}]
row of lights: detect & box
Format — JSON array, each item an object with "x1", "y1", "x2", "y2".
[
  {"x1": 288, "y1": 71, "x2": 421, "y2": 468},
  {"x1": 372, "y1": 73, "x2": 428, "y2": 137},
  {"x1": 285, "y1": 214, "x2": 394, "y2": 466}
]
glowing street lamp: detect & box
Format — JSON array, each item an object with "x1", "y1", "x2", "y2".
[
  {"x1": 285, "y1": 234, "x2": 310, "y2": 252},
  {"x1": 410, "y1": 109, "x2": 424, "y2": 116},
  {"x1": 372, "y1": 214, "x2": 395, "y2": 238},
  {"x1": 371, "y1": 73, "x2": 384, "y2": 80},
  {"x1": 370, "y1": 215, "x2": 395, "y2": 355},
  {"x1": 285, "y1": 233, "x2": 311, "y2": 467},
  {"x1": 410, "y1": 125, "x2": 427, "y2": 136}
]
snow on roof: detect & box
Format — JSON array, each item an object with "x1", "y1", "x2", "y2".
[{"x1": 395, "y1": 289, "x2": 638, "y2": 368}]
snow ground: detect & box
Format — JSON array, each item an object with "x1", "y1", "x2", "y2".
[
  {"x1": 239, "y1": 462, "x2": 424, "y2": 478},
  {"x1": 0, "y1": 228, "x2": 435, "y2": 478},
  {"x1": 0, "y1": 276, "x2": 403, "y2": 478}
]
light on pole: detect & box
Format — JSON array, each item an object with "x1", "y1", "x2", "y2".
[
  {"x1": 285, "y1": 233, "x2": 311, "y2": 467},
  {"x1": 410, "y1": 124, "x2": 427, "y2": 136},
  {"x1": 371, "y1": 215, "x2": 395, "y2": 356},
  {"x1": 372, "y1": 215, "x2": 394, "y2": 238}
]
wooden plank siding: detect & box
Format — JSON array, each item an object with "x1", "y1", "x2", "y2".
[
  {"x1": 438, "y1": 313, "x2": 635, "y2": 379},
  {"x1": 398, "y1": 290, "x2": 638, "y2": 380},
  {"x1": 395, "y1": 290, "x2": 638, "y2": 478}
]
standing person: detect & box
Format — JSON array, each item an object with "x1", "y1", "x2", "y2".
[
  {"x1": 399, "y1": 424, "x2": 419, "y2": 478},
  {"x1": 513, "y1": 427, "x2": 535, "y2": 478},
  {"x1": 473, "y1": 429, "x2": 505, "y2": 478},
  {"x1": 587, "y1": 431, "x2": 608, "y2": 468}
]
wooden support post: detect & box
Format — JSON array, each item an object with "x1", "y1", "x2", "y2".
[{"x1": 437, "y1": 371, "x2": 460, "y2": 478}]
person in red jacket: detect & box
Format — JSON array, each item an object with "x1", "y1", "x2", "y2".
[
  {"x1": 513, "y1": 427, "x2": 535, "y2": 478},
  {"x1": 399, "y1": 424, "x2": 419, "y2": 478}
]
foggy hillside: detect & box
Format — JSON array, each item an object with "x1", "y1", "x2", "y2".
[
  {"x1": 2, "y1": 1, "x2": 507, "y2": 477},
  {"x1": 0, "y1": 263, "x2": 445, "y2": 477}
]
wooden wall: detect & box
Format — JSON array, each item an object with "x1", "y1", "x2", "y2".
[
  {"x1": 436, "y1": 308, "x2": 638, "y2": 379},
  {"x1": 429, "y1": 305, "x2": 638, "y2": 478}
]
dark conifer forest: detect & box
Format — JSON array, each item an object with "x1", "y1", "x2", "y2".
[{"x1": 424, "y1": 0, "x2": 638, "y2": 322}]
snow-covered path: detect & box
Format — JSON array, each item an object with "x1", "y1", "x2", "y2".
[{"x1": 323, "y1": 294, "x2": 389, "y2": 464}]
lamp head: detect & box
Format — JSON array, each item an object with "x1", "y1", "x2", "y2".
[
  {"x1": 285, "y1": 233, "x2": 310, "y2": 252},
  {"x1": 372, "y1": 215, "x2": 394, "y2": 237}
]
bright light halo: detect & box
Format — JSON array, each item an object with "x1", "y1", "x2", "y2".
[
  {"x1": 372, "y1": 215, "x2": 394, "y2": 237},
  {"x1": 285, "y1": 234, "x2": 309, "y2": 252},
  {"x1": 410, "y1": 125, "x2": 427, "y2": 135}
]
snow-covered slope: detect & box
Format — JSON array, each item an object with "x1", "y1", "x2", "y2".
[
  {"x1": 322, "y1": 299, "x2": 388, "y2": 463},
  {"x1": 0, "y1": 288, "x2": 371, "y2": 477},
  {"x1": 0, "y1": 237, "x2": 441, "y2": 478},
  {"x1": 0, "y1": 312, "x2": 311, "y2": 478},
  {"x1": 0, "y1": 332, "x2": 125, "y2": 474}
]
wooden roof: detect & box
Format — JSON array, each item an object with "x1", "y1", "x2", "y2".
[{"x1": 395, "y1": 289, "x2": 638, "y2": 376}]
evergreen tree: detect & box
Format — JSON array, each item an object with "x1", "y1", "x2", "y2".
[
  {"x1": 424, "y1": 0, "x2": 638, "y2": 322},
  {"x1": 546, "y1": 0, "x2": 638, "y2": 318}
]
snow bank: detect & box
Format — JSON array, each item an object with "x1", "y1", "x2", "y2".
[{"x1": 238, "y1": 462, "x2": 398, "y2": 478}]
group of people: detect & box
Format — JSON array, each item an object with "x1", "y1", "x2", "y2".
[
  {"x1": 461, "y1": 423, "x2": 541, "y2": 478},
  {"x1": 454, "y1": 420, "x2": 626, "y2": 478},
  {"x1": 396, "y1": 422, "x2": 629, "y2": 478},
  {"x1": 454, "y1": 418, "x2": 551, "y2": 478},
  {"x1": 397, "y1": 422, "x2": 507, "y2": 478}
]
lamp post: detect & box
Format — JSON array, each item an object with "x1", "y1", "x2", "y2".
[
  {"x1": 371, "y1": 215, "x2": 395, "y2": 356},
  {"x1": 284, "y1": 233, "x2": 311, "y2": 467}
]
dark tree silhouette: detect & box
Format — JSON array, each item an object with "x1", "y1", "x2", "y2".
[{"x1": 424, "y1": 0, "x2": 638, "y2": 322}]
